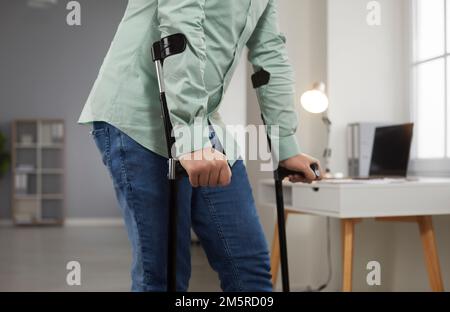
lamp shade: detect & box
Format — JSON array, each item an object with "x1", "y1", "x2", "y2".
[{"x1": 300, "y1": 82, "x2": 329, "y2": 114}]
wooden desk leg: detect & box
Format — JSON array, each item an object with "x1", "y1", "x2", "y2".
[
  {"x1": 342, "y1": 219, "x2": 355, "y2": 292},
  {"x1": 417, "y1": 216, "x2": 444, "y2": 292},
  {"x1": 270, "y1": 210, "x2": 290, "y2": 288}
]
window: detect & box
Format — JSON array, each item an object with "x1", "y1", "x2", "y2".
[{"x1": 412, "y1": 0, "x2": 450, "y2": 160}]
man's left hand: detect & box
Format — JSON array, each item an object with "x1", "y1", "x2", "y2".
[{"x1": 280, "y1": 153, "x2": 324, "y2": 183}]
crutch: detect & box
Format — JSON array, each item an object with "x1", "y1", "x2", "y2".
[
  {"x1": 151, "y1": 33, "x2": 188, "y2": 292},
  {"x1": 251, "y1": 69, "x2": 321, "y2": 292}
]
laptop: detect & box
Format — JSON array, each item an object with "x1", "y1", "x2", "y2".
[
  {"x1": 355, "y1": 123, "x2": 414, "y2": 179},
  {"x1": 324, "y1": 123, "x2": 414, "y2": 184}
]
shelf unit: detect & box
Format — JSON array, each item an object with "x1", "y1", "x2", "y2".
[{"x1": 11, "y1": 119, "x2": 65, "y2": 225}]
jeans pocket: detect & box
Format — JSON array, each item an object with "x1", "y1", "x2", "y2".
[{"x1": 91, "y1": 125, "x2": 111, "y2": 168}]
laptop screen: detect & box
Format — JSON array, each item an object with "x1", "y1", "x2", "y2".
[{"x1": 369, "y1": 123, "x2": 414, "y2": 177}]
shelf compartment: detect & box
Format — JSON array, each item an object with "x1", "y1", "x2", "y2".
[
  {"x1": 16, "y1": 121, "x2": 38, "y2": 145},
  {"x1": 40, "y1": 121, "x2": 64, "y2": 145},
  {"x1": 41, "y1": 174, "x2": 63, "y2": 195},
  {"x1": 41, "y1": 148, "x2": 63, "y2": 170},
  {"x1": 14, "y1": 198, "x2": 38, "y2": 224},
  {"x1": 41, "y1": 199, "x2": 63, "y2": 222},
  {"x1": 14, "y1": 173, "x2": 38, "y2": 196},
  {"x1": 15, "y1": 148, "x2": 37, "y2": 171}
]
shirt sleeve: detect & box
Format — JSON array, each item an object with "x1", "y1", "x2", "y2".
[
  {"x1": 157, "y1": 0, "x2": 211, "y2": 157},
  {"x1": 246, "y1": 0, "x2": 301, "y2": 163}
]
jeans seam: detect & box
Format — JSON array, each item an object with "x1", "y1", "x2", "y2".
[
  {"x1": 125, "y1": 184, "x2": 153, "y2": 287},
  {"x1": 126, "y1": 201, "x2": 145, "y2": 289},
  {"x1": 199, "y1": 188, "x2": 244, "y2": 292},
  {"x1": 104, "y1": 127, "x2": 112, "y2": 169},
  {"x1": 118, "y1": 131, "x2": 131, "y2": 189},
  {"x1": 117, "y1": 130, "x2": 153, "y2": 286}
]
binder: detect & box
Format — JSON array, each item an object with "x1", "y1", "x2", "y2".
[{"x1": 347, "y1": 122, "x2": 387, "y2": 177}]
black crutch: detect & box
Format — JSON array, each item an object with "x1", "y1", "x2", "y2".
[
  {"x1": 151, "y1": 33, "x2": 188, "y2": 292},
  {"x1": 251, "y1": 69, "x2": 321, "y2": 292}
]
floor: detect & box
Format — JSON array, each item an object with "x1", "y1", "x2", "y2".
[{"x1": 0, "y1": 226, "x2": 221, "y2": 292}]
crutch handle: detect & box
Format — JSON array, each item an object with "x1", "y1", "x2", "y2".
[
  {"x1": 152, "y1": 33, "x2": 187, "y2": 62},
  {"x1": 275, "y1": 163, "x2": 321, "y2": 181}
]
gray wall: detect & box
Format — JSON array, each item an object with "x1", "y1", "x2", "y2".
[{"x1": 0, "y1": 0, "x2": 128, "y2": 218}]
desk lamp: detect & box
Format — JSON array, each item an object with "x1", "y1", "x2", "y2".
[{"x1": 301, "y1": 82, "x2": 332, "y2": 174}]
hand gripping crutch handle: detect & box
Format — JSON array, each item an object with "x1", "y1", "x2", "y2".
[{"x1": 276, "y1": 164, "x2": 321, "y2": 181}]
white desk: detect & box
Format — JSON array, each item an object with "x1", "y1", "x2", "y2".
[{"x1": 259, "y1": 178, "x2": 450, "y2": 291}]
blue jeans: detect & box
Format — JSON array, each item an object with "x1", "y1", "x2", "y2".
[{"x1": 91, "y1": 122, "x2": 272, "y2": 292}]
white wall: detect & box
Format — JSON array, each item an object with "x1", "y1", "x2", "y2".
[
  {"x1": 250, "y1": 0, "x2": 446, "y2": 292},
  {"x1": 219, "y1": 56, "x2": 247, "y2": 130},
  {"x1": 328, "y1": 0, "x2": 410, "y2": 175},
  {"x1": 327, "y1": 0, "x2": 450, "y2": 291},
  {"x1": 327, "y1": 0, "x2": 410, "y2": 291}
]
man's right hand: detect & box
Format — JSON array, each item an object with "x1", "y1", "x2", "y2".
[{"x1": 179, "y1": 147, "x2": 232, "y2": 188}]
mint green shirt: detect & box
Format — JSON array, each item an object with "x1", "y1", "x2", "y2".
[{"x1": 79, "y1": 0, "x2": 300, "y2": 163}]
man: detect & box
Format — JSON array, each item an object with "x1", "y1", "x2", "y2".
[{"x1": 79, "y1": 0, "x2": 322, "y2": 292}]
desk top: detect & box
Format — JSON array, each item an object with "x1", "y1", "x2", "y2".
[
  {"x1": 259, "y1": 178, "x2": 450, "y2": 218},
  {"x1": 262, "y1": 177, "x2": 450, "y2": 188}
]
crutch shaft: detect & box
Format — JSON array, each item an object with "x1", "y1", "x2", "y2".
[
  {"x1": 167, "y1": 179, "x2": 178, "y2": 291},
  {"x1": 275, "y1": 180, "x2": 290, "y2": 292},
  {"x1": 151, "y1": 33, "x2": 188, "y2": 292}
]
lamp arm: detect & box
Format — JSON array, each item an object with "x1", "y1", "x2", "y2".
[{"x1": 322, "y1": 113, "x2": 332, "y2": 173}]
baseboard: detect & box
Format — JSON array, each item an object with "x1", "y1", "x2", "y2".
[
  {"x1": 273, "y1": 283, "x2": 340, "y2": 292},
  {"x1": 65, "y1": 218, "x2": 124, "y2": 226},
  {"x1": 0, "y1": 218, "x2": 124, "y2": 227},
  {"x1": 273, "y1": 284, "x2": 310, "y2": 292},
  {"x1": 0, "y1": 219, "x2": 13, "y2": 227}
]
